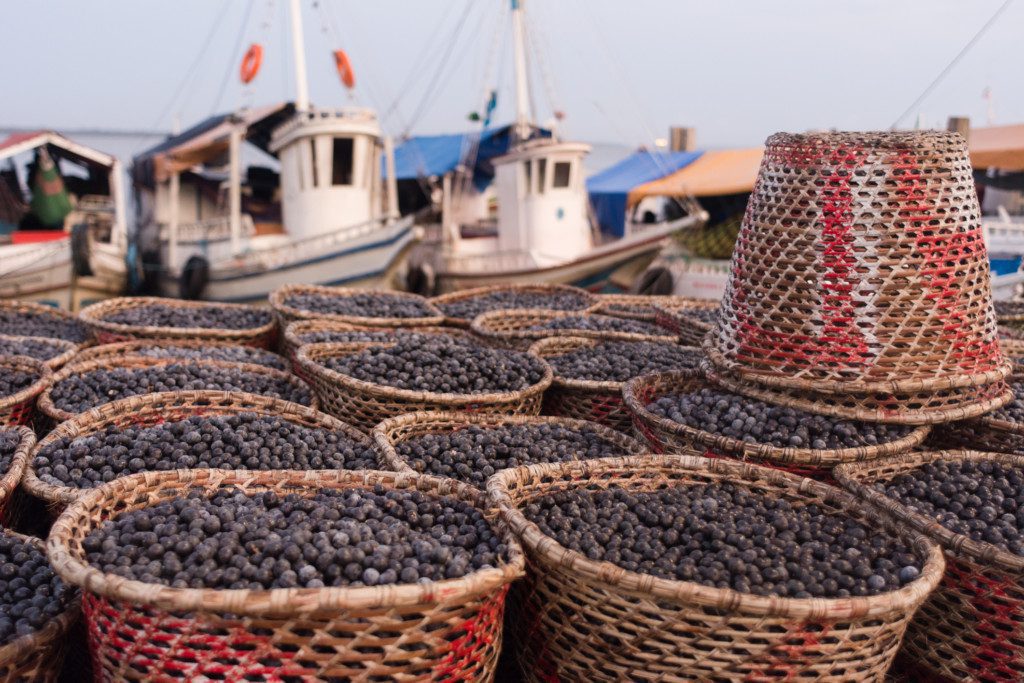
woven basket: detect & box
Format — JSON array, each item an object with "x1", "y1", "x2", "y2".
[
  {"x1": 78, "y1": 297, "x2": 277, "y2": 349},
  {"x1": 24, "y1": 390, "x2": 368, "y2": 515},
  {"x1": 0, "y1": 334, "x2": 79, "y2": 370},
  {"x1": 925, "y1": 374, "x2": 1024, "y2": 452},
  {"x1": 834, "y1": 450, "x2": 1024, "y2": 682},
  {"x1": 0, "y1": 300, "x2": 91, "y2": 344},
  {"x1": 622, "y1": 369, "x2": 930, "y2": 480},
  {"x1": 430, "y1": 284, "x2": 597, "y2": 328},
  {"x1": 529, "y1": 336, "x2": 701, "y2": 433},
  {"x1": 589, "y1": 294, "x2": 708, "y2": 324},
  {"x1": 74, "y1": 339, "x2": 288, "y2": 371},
  {"x1": 471, "y1": 309, "x2": 678, "y2": 351},
  {"x1": 296, "y1": 341, "x2": 551, "y2": 433},
  {"x1": 703, "y1": 131, "x2": 1011, "y2": 423},
  {"x1": 488, "y1": 454, "x2": 944, "y2": 682},
  {"x1": 652, "y1": 299, "x2": 721, "y2": 346},
  {"x1": 0, "y1": 426, "x2": 33, "y2": 523},
  {"x1": 0, "y1": 531, "x2": 80, "y2": 682},
  {"x1": 0, "y1": 356, "x2": 51, "y2": 427},
  {"x1": 270, "y1": 284, "x2": 445, "y2": 327},
  {"x1": 48, "y1": 467, "x2": 524, "y2": 681},
  {"x1": 282, "y1": 320, "x2": 479, "y2": 361},
  {"x1": 37, "y1": 357, "x2": 315, "y2": 424},
  {"x1": 372, "y1": 411, "x2": 646, "y2": 489}
]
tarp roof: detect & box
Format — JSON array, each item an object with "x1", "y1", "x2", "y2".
[
  {"x1": 628, "y1": 148, "x2": 763, "y2": 204},
  {"x1": 392, "y1": 124, "x2": 549, "y2": 190},
  {"x1": 0, "y1": 130, "x2": 116, "y2": 169},
  {"x1": 971, "y1": 124, "x2": 1024, "y2": 172},
  {"x1": 586, "y1": 150, "x2": 702, "y2": 237},
  {"x1": 132, "y1": 102, "x2": 294, "y2": 187}
]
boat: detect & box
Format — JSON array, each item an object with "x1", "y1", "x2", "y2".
[
  {"x1": 0, "y1": 130, "x2": 129, "y2": 310},
  {"x1": 401, "y1": 0, "x2": 706, "y2": 295},
  {"x1": 970, "y1": 122, "x2": 1024, "y2": 299},
  {"x1": 132, "y1": 0, "x2": 418, "y2": 303}
]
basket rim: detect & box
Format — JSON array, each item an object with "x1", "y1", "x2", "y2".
[
  {"x1": 622, "y1": 369, "x2": 931, "y2": 465},
  {"x1": 0, "y1": 531, "x2": 80, "y2": 670},
  {"x1": 25, "y1": 390, "x2": 365, "y2": 506},
  {"x1": 0, "y1": 356, "x2": 51, "y2": 414},
  {"x1": 529, "y1": 336, "x2": 702, "y2": 393},
  {"x1": 470, "y1": 308, "x2": 678, "y2": 344},
  {"x1": 283, "y1": 320, "x2": 473, "y2": 358},
  {"x1": 703, "y1": 363, "x2": 1014, "y2": 426},
  {"x1": 0, "y1": 426, "x2": 33, "y2": 509},
  {"x1": 0, "y1": 300, "x2": 89, "y2": 344},
  {"x1": 429, "y1": 284, "x2": 597, "y2": 324},
  {"x1": 702, "y1": 340, "x2": 1013, "y2": 395},
  {"x1": 74, "y1": 339, "x2": 285, "y2": 365},
  {"x1": 486, "y1": 454, "x2": 945, "y2": 619},
  {"x1": 371, "y1": 410, "x2": 647, "y2": 481},
  {"x1": 270, "y1": 284, "x2": 445, "y2": 327},
  {"x1": 78, "y1": 296, "x2": 277, "y2": 340},
  {"x1": 0, "y1": 334, "x2": 79, "y2": 370},
  {"x1": 38, "y1": 356, "x2": 315, "y2": 423},
  {"x1": 834, "y1": 449, "x2": 1024, "y2": 574},
  {"x1": 47, "y1": 467, "x2": 526, "y2": 616},
  {"x1": 296, "y1": 341, "x2": 553, "y2": 406}
]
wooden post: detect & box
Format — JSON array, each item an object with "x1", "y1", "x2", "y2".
[
  {"x1": 168, "y1": 171, "x2": 180, "y2": 272},
  {"x1": 229, "y1": 125, "x2": 243, "y2": 255},
  {"x1": 670, "y1": 127, "x2": 696, "y2": 152},
  {"x1": 947, "y1": 116, "x2": 971, "y2": 141},
  {"x1": 383, "y1": 135, "x2": 399, "y2": 220}
]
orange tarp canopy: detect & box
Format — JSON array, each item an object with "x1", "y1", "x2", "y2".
[
  {"x1": 970, "y1": 124, "x2": 1024, "y2": 171},
  {"x1": 628, "y1": 148, "x2": 763, "y2": 204}
]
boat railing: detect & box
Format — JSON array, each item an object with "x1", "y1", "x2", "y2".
[
  {"x1": 160, "y1": 215, "x2": 256, "y2": 244},
  {"x1": 227, "y1": 215, "x2": 412, "y2": 272}
]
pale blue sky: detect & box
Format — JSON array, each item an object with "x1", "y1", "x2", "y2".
[{"x1": 2, "y1": 0, "x2": 1020, "y2": 152}]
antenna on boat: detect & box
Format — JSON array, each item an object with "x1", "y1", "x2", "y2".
[
  {"x1": 288, "y1": 0, "x2": 311, "y2": 112},
  {"x1": 510, "y1": 0, "x2": 533, "y2": 142}
]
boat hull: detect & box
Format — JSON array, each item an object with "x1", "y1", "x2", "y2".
[
  {"x1": 0, "y1": 239, "x2": 126, "y2": 309},
  {"x1": 159, "y1": 219, "x2": 419, "y2": 303}
]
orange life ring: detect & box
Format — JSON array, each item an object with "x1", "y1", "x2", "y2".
[
  {"x1": 334, "y1": 49, "x2": 355, "y2": 89},
  {"x1": 240, "y1": 43, "x2": 263, "y2": 85}
]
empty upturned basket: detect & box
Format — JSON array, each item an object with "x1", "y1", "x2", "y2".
[{"x1": 703, "y1": 131, "x2": 1010, "y2": 424}]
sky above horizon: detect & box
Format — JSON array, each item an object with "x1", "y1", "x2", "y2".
[{"x1": 2, "y1": 0, "x2": 1020, "y2": 153}]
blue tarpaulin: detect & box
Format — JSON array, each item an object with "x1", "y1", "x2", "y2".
[
  {"x1": 587, "y1": 150, "x2": 702, "y2": 237},
  {"x1": 392, "y1": 125, "x2": 549, "y2": 191}
]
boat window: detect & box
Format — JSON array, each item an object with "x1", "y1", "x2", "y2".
[
  {"x1": 523, "y1": 161, "x2": 532, "y2": 194},
  {"x1": 333, "y1": 137, "x2": 354, "y2": 186},
  {"x1": 310, "y1": 140, "x2": 320, "y2": 188},
  {"x1": 553, "y1": 161, "x2": 572, "y2": 188},
  {"x1": 537, "y1": 159, "x2": 547, "y2": 194}
]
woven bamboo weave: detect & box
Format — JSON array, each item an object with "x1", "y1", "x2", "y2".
[
  {"x1": 530, "y1": 336, "x2": 701, "y2": 433},
  {"x1": 0, "y1": 300, "x2": 91, "y2": 344},
  {"x1": 0, "y1": 426, "x2": 33, "y2": 523},
  {"x1": 622, "y1": 369, "x2": 930, "y2": 480},
  {"x1": 371, "y1": 410, "x2": 645, "y2": 489},
  {"x1": 487, "y1": 455, "x2": 943, "y2": 682},
  {"x1": 78, "y1": 297, "x2": 277, "y2": 348},
  {"x1": 652, "y1": 299, "x2": 721, "y2": 346},
  {"x1": 924, "y1": 375, "x2": 1024, "y2": 452},
  {"x1": 0, "y1": 334, "x2": 79, "y2": 370},
  {"x1": 24, "y1": 391, "x2": 367, "y2": 514},
  {"x1": 589, "y1": 294, "x2": 708, "y2": 324},
  {"x1": 37, "y1": 356, "x2": 315, "y2": 424},
  {"x1": 296, "y1": 341, "x2": 551, "y2": 433},
  {"x1": 74, "y1": 339, "x2": 288, "y2": 370},
  {"x1": 835, "y1": 450, "x2": 1024, "y2": 682},
  {"x1": 471, "y1": 309, "x2": 678, "y2": 350},
  {"x1": 270, "y1": 284, "x2": 445, "y2": 326},
  {"x1": 48, "y1": 468, "x2": 524, "y2": 682},
  {"x1": 282, "y1": 320, "x2": 478, "y2": 361},
  {"x1": 430, "y1": 284, "x2": 597, "y2": 327},
  {"x1": 703, "y1": 131, "x2": 1010, "y2": 421},
  {"x1": 0, "y1": 531, "x2": 79, "y2": 682},
  {"x1": 0, "y1": 356, "x2": 51, "y2": 427}
]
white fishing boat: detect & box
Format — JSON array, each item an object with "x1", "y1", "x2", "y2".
[
  {"x1": 134, "y1": 0, "x2": 417, "y2": 303},
  {"x1": 0, "y1": 131, "x2": 129, "y2": 310},
  {"x1": 403, "y1": 0, "x2": 705, "y2": 295}
]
